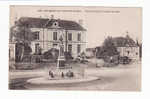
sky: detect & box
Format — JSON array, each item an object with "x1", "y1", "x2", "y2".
[{"x1": 10, "y1": 6, "x2": 142, "y2": 48}]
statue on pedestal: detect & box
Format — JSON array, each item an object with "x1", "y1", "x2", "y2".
[{"x1": 57, "y1": 35, "x2": 66, "y2": 69}]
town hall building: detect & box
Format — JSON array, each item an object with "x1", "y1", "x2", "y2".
[{"x1": 15, "y1": 15, "x2": 87, "y2": 58}]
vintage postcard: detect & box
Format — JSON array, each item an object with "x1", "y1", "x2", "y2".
[{"x1": 9, "y1": 5, "x2": 142, "y2": 91}]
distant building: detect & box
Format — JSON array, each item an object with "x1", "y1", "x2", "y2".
[
  {"x1": 15, "y1": 16, "x2": 87, "y2": 58},
  {"x1": 85, "y1": 48, "x2": 95, "y2": 58},
  {"x1": 113, "y1": 34, "x2": 140, "y2": 61}
]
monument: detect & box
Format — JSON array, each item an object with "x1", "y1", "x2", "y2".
[
  {"x1": 25, "y1": 33, "x2": 95, "y2": 88},
  {"x1": 57, "y1": 35, "x2": 66, "y2": 69}
]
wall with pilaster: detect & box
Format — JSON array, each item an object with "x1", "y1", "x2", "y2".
[{"x1": 30, "y1": 27, "x2": 86, "y2": 58}]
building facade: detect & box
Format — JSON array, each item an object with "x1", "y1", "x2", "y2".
[
  {"x1": 16, "y1": 16, "x2": 86, "y2": 58},
  {"x1": 117, "y1": 46, "x2": 140, "y2": 60},
  {"x1": 113, "y1": 35, "x2": 140, "y2": 61}
]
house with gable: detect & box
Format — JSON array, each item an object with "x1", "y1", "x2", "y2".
[
  {"x1": 112, "y1": 34, "x2": 140, "y2": 61},
  {"x1": 15, "y1": 15, "x2": 87, "y2": 58}
]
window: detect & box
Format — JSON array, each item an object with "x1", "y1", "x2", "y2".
[
  {"x1": 78, "y1": 33, "x2": 81, "y2": 41},
  {"x1": 34, "y1": 31, "x2": 39, "y2": 40},
  {"x1": 35, "y1": 43, "x2": 39, "y2": 54},
  {"x1": 53, "y1": 43, "x2": 57, "y2": 46},
  {"x1": 68, "y1": 44, "x2": 72, "y2": 53},
  {"x1": 68, "y1": 33, "x2": 72, "y2": 41},
  {"x1": 127, "y1": 51, "x2": 130, "y2": 55},
  {"x1": 53, "y1": 22, "x2": 58, "y2": 27},
  {"x1": 77, "y1": 44, "x2": 81, "y2": 53},
  {"x1": 53, "y1": 32, "x2": 57, "y2": 40}
]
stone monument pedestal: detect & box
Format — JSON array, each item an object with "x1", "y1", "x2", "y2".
[{"x1": 57, "y1": 56, "x2": 66, "y2": 69}]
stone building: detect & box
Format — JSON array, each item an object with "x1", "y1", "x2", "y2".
[
  {"x1": 15, "y1": 16, "x2": 86, "y2": 58},
  {"x1": 113, "y1": 34, "x2": 140, "y2": 61}
]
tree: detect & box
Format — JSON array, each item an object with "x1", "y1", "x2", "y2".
[
  {"x1": 43, "y1": 48, "x2": 59, "y2": 60},
  {"x1": 10, "y1": 21, "x2": 34, "y2": 62},
  {"x1": 10, "y1": 23, "x2": 34, "y2": 43},
  {"x1": 97, "y1": 36, "x2": 119, "y2": 58}
]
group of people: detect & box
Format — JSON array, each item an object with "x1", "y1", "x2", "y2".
[
  {"x1": 49, "y1": 70, "x2": 74, "y2": 78},
  {"x1": 49, "y1": 70, "x2": 54, "y2": 78}
]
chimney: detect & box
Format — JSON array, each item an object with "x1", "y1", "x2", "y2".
[
  {"x1": 78, "y1": 19, "x2": 83, "y2": 26},
  {"x1": 51, "y1": 15, "x2": 54, "y2": 19}
]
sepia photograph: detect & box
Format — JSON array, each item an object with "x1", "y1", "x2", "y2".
[{"x1": 9, "y1": 5, "x2": 142, "y2": 91}]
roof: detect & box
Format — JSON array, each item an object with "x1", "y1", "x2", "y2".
[
  {"x1": 86, "y1": 48, "x2": 95, "y2": 51},
  {"x1": 112, "y1": 36, "x2": 137, "y2": 47},
  {"x1": 17, "y1": 17, "x2": 86, "y2": 31}
]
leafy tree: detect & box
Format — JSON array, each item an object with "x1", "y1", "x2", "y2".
[
  {"x1": 97, "y1": 36, "x2": 119, "y2": 58},
  {"x1": 43, "y1": 48, "x2": 59, "y2": 60},
  {"x1": 10, "y1": 23, "x2": 34, "y2": 43},
  {"x1": 10, "y1": 21, "x2": 34, "y2": 62},
  {"x1": 64, "y1": 51, "x2": 73, "y2": 60}
]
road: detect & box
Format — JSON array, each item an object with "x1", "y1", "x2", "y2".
[{"x1": 20, "y1": 62, "x2": 141, "y2": 91}]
